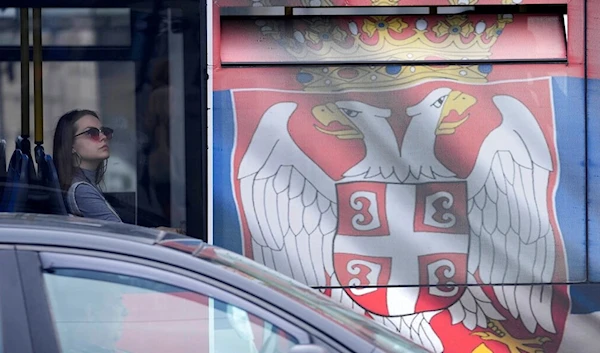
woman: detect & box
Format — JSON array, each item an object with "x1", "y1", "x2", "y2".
[{"x1": 53, "y1": 109, "x2": 121, "y2": 222}]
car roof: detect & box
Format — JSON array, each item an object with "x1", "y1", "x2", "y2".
[
  {"x1": 0, "y1": 213, "x2": 215, "y2": 281},
  {"x1": 0, "y1": 212, "x2": 180, "y2": 244}
]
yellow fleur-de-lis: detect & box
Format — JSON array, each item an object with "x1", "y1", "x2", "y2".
[
  {"x1": 362, "y1": 16, "x2": 408, "y2": 38},
  {"x1": 433, "y1": 15, "x2": 475, "y2": 38}
]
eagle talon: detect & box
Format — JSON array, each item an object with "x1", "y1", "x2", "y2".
[{"x1": 471, "y1": 320, "x2": 551, "y2": 353}]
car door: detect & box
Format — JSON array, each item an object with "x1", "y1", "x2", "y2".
[
  {"x1": 14, "y1": 248, "x2": 321, "y2": 353},
  {"x1": 0, "y1": 247, "x2": 32, "y2": 352}
]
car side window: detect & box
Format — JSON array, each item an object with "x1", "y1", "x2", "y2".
[{"x1": 43, "y1": 268, "x2": 299, "y2": 353}]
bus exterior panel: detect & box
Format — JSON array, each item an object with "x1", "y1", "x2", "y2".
[{"x1": 210, "y1": 1, "x2": 596, "y2": 353}]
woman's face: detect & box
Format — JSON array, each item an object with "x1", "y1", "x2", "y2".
[{"x1": 72, "y1": 114, "x2": 111, "y2": 170}]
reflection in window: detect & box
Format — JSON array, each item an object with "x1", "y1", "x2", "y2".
[
  {"x1": 0, "y1": 8, "x2": 130, "y2": 46},
  {"x1": 43, "y1": 268, "x2": 299, "y2": 353}
]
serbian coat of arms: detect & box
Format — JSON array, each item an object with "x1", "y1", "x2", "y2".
[
  {"x1": 214, "y1": 9, "x2": 574, "y2": 353},
  {"x1": 228, "y1": 79, "x2": 568, "y2": 353}
]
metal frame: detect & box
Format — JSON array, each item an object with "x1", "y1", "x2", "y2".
[
  {"x1": 0, "y1": 46, "x2": 133, "y2": 61},
  {"x1": 182, "y1": 0, "x2": 207, "y2": 241},
  {"x1": 15, "y1": 251, "x2": 61, "y2": 353}
]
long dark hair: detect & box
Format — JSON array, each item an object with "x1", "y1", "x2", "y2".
[{"x1": 53, "y1": 109, "x2": 107, "y2": 191}]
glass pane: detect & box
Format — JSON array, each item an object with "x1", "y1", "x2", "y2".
[
  {"x1": 0, "y1": 9, "x2": 19, "y2": 46},
  {"x1": 220, "y1": 14, "x2": 567, "y2": 64},
  {"x1": 0, "y1": 8, "x2": 130, "y2": 46},
  {"x1": 43, "y1": 269, "x2": 299, "y2": 353},
  {"x1": 42, "y1": 9, "x2": 131, "y2": 46},
  {"x1": 0, "y1": 7, "x2": 192, "y2": 231},
  {"x1": 0, "y1": 62, "x2": 137, "y2": 195}
]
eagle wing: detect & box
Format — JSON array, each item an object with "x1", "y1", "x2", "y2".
[
  {"x1": 449, "y1": 95, "x2": 557, "y2": 334},
  {"x1": 237, "y1": 102, "x2": 337, "y2": 288}
]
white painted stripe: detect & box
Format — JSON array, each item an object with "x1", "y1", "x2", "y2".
[{"x1": 557, "y1": 312, "x2": 600, "y2": 353}]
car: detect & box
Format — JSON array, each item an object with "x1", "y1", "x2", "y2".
[{"x1": 0, "y1": 213, "x2": 431, "y2": 353}]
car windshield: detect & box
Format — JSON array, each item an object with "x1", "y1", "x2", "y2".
[{"x1": 193, "y1": 244, "x2": 430, "y2": 353}]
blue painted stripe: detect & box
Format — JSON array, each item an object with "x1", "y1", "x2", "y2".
[
  {"x1": 213, "y1": 90, "x2": 243, "y2": 254},
  {"x1": 570, "y1": 284, "x2": 600, "y2": 314},
  {"x1": 587, "y1": 78, "x2": 600, "y2": 281},
  {"x1": 552, "y1": 76, "x2": 587, "y2": 282}
]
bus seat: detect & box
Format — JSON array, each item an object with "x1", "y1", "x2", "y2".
[
  {"x1": 40, "y1": 154, "x2": 67, "y2": 215},
  {"x1": 26, "y1": 146, "x2": 68, "y2": 216},
  {"x1": 0, "y1": 139, "x2": 6, "y2": 180},
  {"x1": 16, "y1": 136, "x2": 36, "y2": 179},
  {"x1": 0, "y1": 149, "x2": 29, "y2": 212}
]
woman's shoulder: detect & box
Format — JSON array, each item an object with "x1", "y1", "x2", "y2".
[
  {"x1": 70, "y1": 181, "x2": 102, "y2": 198},
  {"x1": 65, "y1": 181, "x2": 100, "y2": 217},
  {"x1": 66, "y1": 181, "x2": 122, "y2": 223}
]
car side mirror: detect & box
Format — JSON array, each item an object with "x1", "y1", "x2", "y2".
[{"x1": 288, "y1": 344, "x2": 329, "y2": 353}]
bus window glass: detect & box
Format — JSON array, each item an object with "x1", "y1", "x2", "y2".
[
  {"x1": 0, "y1": 6, "x2": 194, "y2": 233},
  {"x1": 0, "y1": 8, "x2": 130, "y2": 46}
]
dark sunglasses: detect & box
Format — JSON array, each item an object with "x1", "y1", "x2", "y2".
[{"x1": 74, "y1": 127, "x2": 114, "y2": 141}]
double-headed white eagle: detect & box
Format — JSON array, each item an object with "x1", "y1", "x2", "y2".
[{"x1": 237, "y1": 87, "x2": 558, "y2": 352}]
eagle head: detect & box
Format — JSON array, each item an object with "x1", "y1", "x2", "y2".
[
  {"x1": 312, "y1": 100, "x2": 405, "y2": 180},
  {"x1": 406, "y1": 87, "x2": 477, "y2": 136},
  {"x1": 399, "y1": 87, "x2": 476, "y2": 179},
  {"x1": 311, "y1": 101, "x2": 392, "y2": 141}
]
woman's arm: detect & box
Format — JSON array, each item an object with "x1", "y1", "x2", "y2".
[{"x1": 74, "y1": 184, "x2": 122, "y2": 222}]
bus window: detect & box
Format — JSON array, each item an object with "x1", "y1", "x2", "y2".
[
  {"x1": 0, "y1": 61, "x2": 137, "y2": 198},
  {"x1": 0, "y1": 5, "x2": 205, "y2": 239}
]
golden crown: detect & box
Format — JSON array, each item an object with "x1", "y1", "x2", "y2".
[{"x1": 257, "y1": 14, "x2": 514, "y2": 91}]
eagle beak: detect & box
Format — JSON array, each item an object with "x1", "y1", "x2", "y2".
[
  {"x1": 436, "y1": 91, "x2": 476, "y2": 135},
  {"x1": 312, "y1": 103, "x2": 364, "y2": 140}
]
